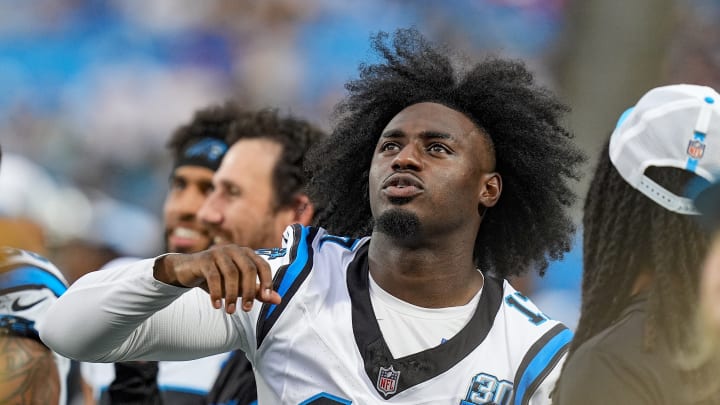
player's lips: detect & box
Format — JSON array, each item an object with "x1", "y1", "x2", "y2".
[
  {"x1": 168, "y1": 226, "x2": 206, "y2": 248},
  {"x1": 382, "y1": 173, "x2": 424, "y2": 198}
]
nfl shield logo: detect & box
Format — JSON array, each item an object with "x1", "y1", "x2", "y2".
[
  {"x1": 687, "y1": 140, "x2": 706, "y2": 159},
  {"x1": 377, "y1": 365, "x2": 400, "y2": 397}
]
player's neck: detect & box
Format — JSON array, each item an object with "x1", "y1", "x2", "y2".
[{"x1": 367, "y1": 233, "x2": 483, "y2": 308}]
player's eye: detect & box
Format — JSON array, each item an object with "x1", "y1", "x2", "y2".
[
  {"x1": 199, "y1": 183, "x2": 214, "y2": 196},
  {"x1": 428, "y1": 143, "x2": 450, "y2": 154},
  {"x1": 226, "y1": 185, "x2": 242, "y2": 197},
  {"x1": 170, "y1": 178, "x2": 187, "y2": 190},
  {"x1": 380, "y1": 142, "x2": 400, "y2": 152}
]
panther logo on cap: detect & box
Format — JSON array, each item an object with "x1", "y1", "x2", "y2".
[{"x1": 184, "y1": 139, "x2": 228, "y2": 162}]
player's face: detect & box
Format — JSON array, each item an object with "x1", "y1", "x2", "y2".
[
  {"x1": 163, "y1": 166, "x2": 215, "y2": 253},
  {"x1": 368, "y1": 102, "x2": 499, "y2": 234},
  {"x1": 199, "y1": 139, "x2": 296, "y2": 249}
]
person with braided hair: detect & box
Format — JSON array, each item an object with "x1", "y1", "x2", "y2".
[
  {"x1": 694, "y1": 178, "x2": 720, "y2": 347},
  {"x1": 41, "y1": 28, "x2": 585, "y2": 404},
  {"x1": 554, "y1": 84, "x2": 720, "y2": 405},
  {"x1": 674, "y1": 177, "x2": 720, "y2": 404}
]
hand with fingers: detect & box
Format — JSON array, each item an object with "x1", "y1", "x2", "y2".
[{"x1": 152, "y1": 245, "x2": 281, "y2": 314}]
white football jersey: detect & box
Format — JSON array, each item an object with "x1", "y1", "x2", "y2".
[
  {"x1": 0, "y1": 246, "x2": 70, "y2": 405},
  {"x1": 237, "y1": 225, "x2": 571, "y2": 405}
]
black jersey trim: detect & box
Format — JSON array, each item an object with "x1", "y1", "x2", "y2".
[
  {"x1": 511, "y1": 323, "x2": 571, "y2": 405},
  {"x1": 347, "y1": 245, "x2": 504, "y2": 399},
  {"x1": 256, "y1": 225, "x2": 318, "y2": 348}
]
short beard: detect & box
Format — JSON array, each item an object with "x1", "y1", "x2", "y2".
[{"x1": 374, "y1": 208, "x2": 421, "y2": 241}]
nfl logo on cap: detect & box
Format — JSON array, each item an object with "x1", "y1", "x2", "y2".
[
  {"x1": 687, "y1": 139, "x2": 705, "y2": 159},
  {"x1": 377, "y1": 365, "x2": 400, "y2": 397}
]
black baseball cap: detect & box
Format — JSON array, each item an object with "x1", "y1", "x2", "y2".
[{"x1": 173, "y1": 137, "x2": 228, "y2": 172}]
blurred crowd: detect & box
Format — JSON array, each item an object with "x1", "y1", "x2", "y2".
[{"x1": 0, "y1": 0, "x2": 570, "y2": 258}]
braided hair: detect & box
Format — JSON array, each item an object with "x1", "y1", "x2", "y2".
[
  {"x1": 306, "y1": 28, "x2": 585, "y2": 278},
  {"x1": 568, "y1": 140, "x2": 709, "y2": 359}
]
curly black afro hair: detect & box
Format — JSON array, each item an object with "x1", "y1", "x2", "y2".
[{"x1": 306, "y1": 28, "x2": 585, "y2": 278}]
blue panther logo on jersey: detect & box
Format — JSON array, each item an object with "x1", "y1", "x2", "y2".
[
  {"x1": 255, "y1": 248, "x2": 287, "y2": 260},
  {"x1": 461, "y1": 373, "x2": 513, "y2": 405}
]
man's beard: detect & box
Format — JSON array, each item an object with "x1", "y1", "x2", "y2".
[{"x1": 374, "y1": 208, "x2": 421, "y2": 241}]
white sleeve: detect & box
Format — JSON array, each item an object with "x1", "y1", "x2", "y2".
[{"x1": 38, "y1": 257, "x2": 248, "y2": 363}]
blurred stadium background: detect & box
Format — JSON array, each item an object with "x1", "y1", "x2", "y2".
[{"x1": 0, "y1": 0, "x2": 718, "y2": 326}]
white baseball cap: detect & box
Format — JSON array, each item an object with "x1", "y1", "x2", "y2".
[{"x1": 609, "y1": 84, "x2": 720, "y2": 215}]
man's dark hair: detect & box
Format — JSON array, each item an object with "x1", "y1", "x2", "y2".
[
  {"x1": 569, "y1": 141, "x2": 708, "y2": 359},
  {"x1": 228, "y1": 108, "x2": 326, "y2": 209},
  {"x1": 167, "y1": 102, "x2": 238, "y2": 164},
  {"x1": 168, "y1": 103, "x2": 325, "y2": 209},
  {"x1": 306, "y1": 28, "x2": 585, "y2": 278}
]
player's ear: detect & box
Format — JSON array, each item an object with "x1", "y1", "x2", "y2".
[
  {"x1": 478, "y1": 172, "x2": 501, "y2": 215},
  {"x1": 292, "y1": 194, "x2": 315, "y2": 226}
]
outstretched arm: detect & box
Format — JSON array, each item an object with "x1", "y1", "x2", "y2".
[{"x1": 40, "y1": 247, "x2": 280, "y2": 363}]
